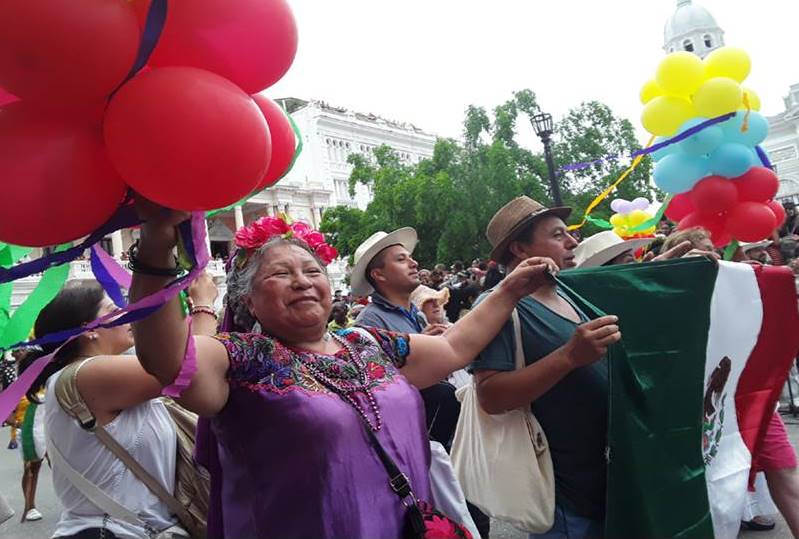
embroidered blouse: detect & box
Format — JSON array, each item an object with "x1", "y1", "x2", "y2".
[{"x1": 209, "y1": 326, "x2": 431, "y2": 539}]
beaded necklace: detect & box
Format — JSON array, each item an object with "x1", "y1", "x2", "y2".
[{"x1": 295, "y1": 333, "x2": 383, "y2": 431}]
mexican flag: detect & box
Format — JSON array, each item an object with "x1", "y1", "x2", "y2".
[{"x1": 558, "y1": 258, "x2": 799, "y2": 539}]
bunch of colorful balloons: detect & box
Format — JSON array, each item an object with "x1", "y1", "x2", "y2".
[
  {"x1": 0, "y1": 0, "x2": 299, "y2": 247},
  {"x1": 609, "y1": 198, "x2": 656, "y2": 239},
  {"x1": 638, "y1": 46, "x2": 785, "y2": 246}
]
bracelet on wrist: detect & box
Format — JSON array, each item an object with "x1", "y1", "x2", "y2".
[
  {"x1": 127, "y1": 240, "x2": 182, "y2": 277},
  {"x1": 190, "y1": 305, "x2": 218, "y2": 320}
]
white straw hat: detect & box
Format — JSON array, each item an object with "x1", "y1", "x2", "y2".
[
  {"x1": 574, "y1": 230, "x2": 653, "y2": 268},
  {"x1": 349, "y1": 228, "x2": 418, "y2": 296}
]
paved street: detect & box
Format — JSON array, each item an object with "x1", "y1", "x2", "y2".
[{"x1": 1, "y1": 415, "x2": 797, "y2": 538}]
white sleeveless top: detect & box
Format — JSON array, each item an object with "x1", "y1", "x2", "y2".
[{"x1": 45, "y1": 361, "x2": 178, "y2": 539}]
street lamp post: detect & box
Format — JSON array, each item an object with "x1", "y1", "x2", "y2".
[{"x1": 531, "y1": 111, "x2": 564, "y2": 207}]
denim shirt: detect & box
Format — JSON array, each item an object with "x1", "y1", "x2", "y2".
[{"x1": 354, "y1": 292, "x2": 426, "y2": 333}]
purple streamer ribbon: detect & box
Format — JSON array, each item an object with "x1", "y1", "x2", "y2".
[
  {"x1": 560, "y1": 112, "x2": 737, "y2": 172},
  {"x1": 0, "y1": 205, "x2": 140, "y2": 284},
  {"x1": 755, "y1": 146, "x2": 774, "y2": 170},
  {"x1": 0, "y1": 212, "x2": 209, "y2": 423},
  {"x1": 90, "y1": 245, "x2": 130, "y2": 308}
]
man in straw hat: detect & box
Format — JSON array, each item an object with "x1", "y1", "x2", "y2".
[
  {"x1": 351, "y1": 228, "x2": 490, "y2": 537},
  {"x1": 470, "y1": 196, "x2": 622, "y2": 538},
  {"x1": 573, "y1": 230, "x2": 654, "y2": 268}
]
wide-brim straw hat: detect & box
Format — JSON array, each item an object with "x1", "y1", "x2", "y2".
[
  {"x1": 573, "y1": 230, "x2": 654, "y2": 268},
  {"x1": 410, "y1": 285, "x2": 450, "y2": 310},
  {"x1": 349, "y1": 227, "x2": 418, "y2": 296},
  {"x1": 740, "y1": 240, "x2": 773, "y2": 252},
  {"x1": 486, "y1": 196, "x2": 572, "y2": 263}
]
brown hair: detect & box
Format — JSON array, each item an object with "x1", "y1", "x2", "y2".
[{"x1": 661, "y1": 227, "x2": 710, "y2": 252}]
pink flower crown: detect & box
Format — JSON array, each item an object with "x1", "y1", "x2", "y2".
[{"x1": 234, "y1": 215, "x2": 339, "y2": 266}]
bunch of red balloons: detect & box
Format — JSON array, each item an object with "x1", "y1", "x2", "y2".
[
  {"x1": 0, "y1": 0, "x2": 298, "y2": 247},
  {"x1": 664, "y1": 166, "x2": 785, "y2": 246}
]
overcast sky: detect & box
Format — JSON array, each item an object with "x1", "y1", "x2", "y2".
[{"x1": 269, "y1": 0, "x2": 798, "y2": 151}]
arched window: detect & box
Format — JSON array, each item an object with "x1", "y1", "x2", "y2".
[
  {"x1": 682, "y1": 39, "x2": 694, "y2": 52},
  {"x1": 703, "y1": 34, "x2": 713, "y2": 48}
]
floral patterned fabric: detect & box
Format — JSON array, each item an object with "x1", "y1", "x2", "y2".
[{"x1": 209, "y1": 327, "x2": 431, "y2": 539}]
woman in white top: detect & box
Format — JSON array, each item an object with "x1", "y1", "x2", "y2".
[{"x1": 24, "y1": 280, "x2": 198, "y2": 539}]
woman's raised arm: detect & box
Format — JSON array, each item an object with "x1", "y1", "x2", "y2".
[{"x1": 400, "y1": 257, "x2": 556, "y2": 388}]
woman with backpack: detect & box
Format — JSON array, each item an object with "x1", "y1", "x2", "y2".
[{"x1": 28, "y1": 279, "x2": 210, "y2": 539}]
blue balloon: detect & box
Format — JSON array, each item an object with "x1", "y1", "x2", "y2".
[
  {"x1": 677, "y1": 118, "x2": 724, "y2": 156},
  {"x1": 653, "y1": 153, "x2": 710, "y2": 193},
  {"x1": 709, "y1": 142, "x2": 756, "y2": 178},
  {"x1": 651, "y1": 136, "x2": 683, "y2": 162},
  {"x1": 721, "y1": 111, "x2": 769, "y2": 147}
]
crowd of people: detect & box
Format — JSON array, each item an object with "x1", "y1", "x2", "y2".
[{"x1": 0, "y1": 194, "x2": 797, "y2": 539}]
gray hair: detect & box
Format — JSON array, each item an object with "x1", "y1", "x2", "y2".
[{"x1": 225, "y1": 237, "x2": 328, "y2": 331}]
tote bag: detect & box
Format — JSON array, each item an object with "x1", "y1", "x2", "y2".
[{"x1": 451, "y1": 309, "x2": 555, "y2": 533}]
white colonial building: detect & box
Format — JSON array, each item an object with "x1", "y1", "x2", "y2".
[
  {"x1": 762, "y1": 85, "x2": 799, "y2": 206},
  {"x1": 663, "y1": 0, "x2": 725, "y2": 58},
  {"x1": 663, "y1": 0, "x2": 799, "y2": 205}
]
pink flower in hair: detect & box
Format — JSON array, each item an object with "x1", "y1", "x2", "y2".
[
  {"x1": 303, "y1": 231, "x2": 325, "y2": 249},
  {"x1": 289, "y1": 221, "x2": 312, "y2": 239},
  {"x1": 258, "y1": 216, "x2": 291, "y2": 236},
  {"x1": 314, "y1": 243, "x2": 339, "y2": 265}
]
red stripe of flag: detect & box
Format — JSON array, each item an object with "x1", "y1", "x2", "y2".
[{"x1": 735, "y1": 265, "x2": 799, "y2": 485}]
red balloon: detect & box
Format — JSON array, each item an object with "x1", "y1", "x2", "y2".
[
  {"x1": 144, "y1": 0, "x2": 298, "y2": 94},
  {"x1": 690, "y1": 176, "x2": 738, "y2": 215},
  {"x1": 0, "y1": 103, "x2": 127, "y2": 247},
  {"x1": 104, "y1": 67, "x2": 270, "y2": 211},
  {"x1": 732, "y1": 167, "x2": 779, "y2": 203},
  {"x1": 252, "y1": 96, "x2": 296, "y2": 190},
  {"x1": 664, "y1": 193, "x2": 695, "y2": 222},
  {"x1": 678, "y1": 211, "x2": 730, "y2": 247},
  {"x1": 0, "y1": 0, "x2": 139, "y2": 102},
  {"x1": 0, "y1": 87, "x2": 18, "y2": 107},
  {"x1": 767, "y1": 200, "x2": 787, "y2": 227},
  {"x1": 725, "y1": 202, "x2": 778, "y2": 242}
]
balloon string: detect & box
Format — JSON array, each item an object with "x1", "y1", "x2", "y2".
[
  {"x1": 567, "y1": 136, "x2": 655, "y2": 231},
  {"x1": 109, "y1": 0, "x2": 168, "y2": 98},
  {"x1": 741, "y1": 93, "x2": 751, "y2": 134},
  {"x1": 562, "y1": 113, "x2": 735, "y2": 173}
]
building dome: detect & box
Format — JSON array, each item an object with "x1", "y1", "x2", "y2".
[{"x1": 663, "y1": 0, "x2": 724, "y2": 58}]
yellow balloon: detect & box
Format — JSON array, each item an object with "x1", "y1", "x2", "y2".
[
  {"x1": 640, "y1": 79, "x2": 663, "y2": 105},
  {"x1": 656, "y1": 51, "x2": 705, "y2": 97},
  {"x1": 693, "y1": 77, "x2": 743, "y2": 118},
  {"x1": 628, "y1": 210, "x2": 651, "y2": 227},
  {"x1": 740, "y1": 87, "x2": 762, "y2": 111},
  {"x1": 613, "y1": 226, "x2": 628, "y2": 238},
  {"x1": 641, "y1": 95, "x2": 696, "y2": 136},
  {"x1": 704, "y1": 46, "x2": 751, "y2": 83},
  {"x1": 609, "y1": 214, "x2": 626, "y2": 227}
]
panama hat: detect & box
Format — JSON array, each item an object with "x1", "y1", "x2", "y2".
[
  {"x1": 573, "y1": 230, "x2": 654, "y2": 268},
  {"x1": 350, "y1": 227, "x2": 418, "y2": 296},
  {"x1": 740, "y1": 240, "x2": 773, "y2": 252},
  {"x1": 486, "y1": 196, "x2": 572, "y2": 263},
  {"x1": 410, "y1": 285, "x2": 450, "y2": 310}
]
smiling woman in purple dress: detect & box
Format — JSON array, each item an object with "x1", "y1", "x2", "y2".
[{"x1": 129, "y1": 206, "x2": 556, "y2": 539}]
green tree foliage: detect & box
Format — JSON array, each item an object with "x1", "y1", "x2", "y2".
[{"x1": 320, "y1": 91, "x2": 653, "y2": 267}]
